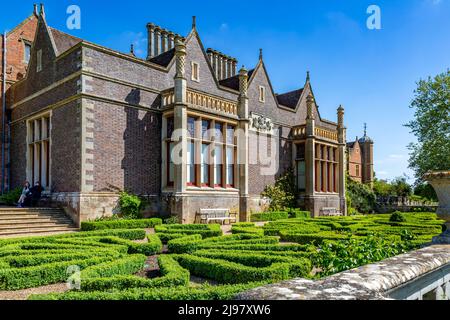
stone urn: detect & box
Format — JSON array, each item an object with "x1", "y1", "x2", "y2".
[{"x1": 424, "y1": 171, "x2": 450, "y2": 244}]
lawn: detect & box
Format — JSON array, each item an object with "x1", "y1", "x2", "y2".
[{"x1": 0, "y1": 212, "x2": 444, "y2": 300}]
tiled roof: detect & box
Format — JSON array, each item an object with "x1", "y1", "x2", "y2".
[
  {"x1": 219, "y1": 68, "x2": 255, "y2": 91},
  {"x1": 276, "y1": 88, "x2": 304, "y2": 109},
  {"x1": 219, "y1": 74, "x2": 239, "y2": 90},
  {"x1": 49, "y1": 27, "x2": 81, "y2": 55},
  {"x1": 149, "y1": 48, "x2": 175, "y2": 67}
]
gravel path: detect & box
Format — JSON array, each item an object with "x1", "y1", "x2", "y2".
[{"x1": 0, "y1": 283, "x2": 68, "y2": 301}]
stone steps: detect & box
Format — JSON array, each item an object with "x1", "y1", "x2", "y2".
[{"x1": 0, "y1": 208, "x2": 78, "y2": 238}]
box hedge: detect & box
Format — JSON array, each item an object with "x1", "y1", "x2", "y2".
[
  {"x1": 29, "y1": 282, "x2": 266, "y2": 301},
  {"x1": 173, "y1": 254, "x2": 301, "y2": 284},
  {"x1": 80, "y1": 218, "x2": 162, "y2": 231},
  {"x1": 80, "y1": 255, "x2": 189, "y2": 291}
]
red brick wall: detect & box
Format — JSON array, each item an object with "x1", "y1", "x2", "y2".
[
  {"x1": 348, "y1": 142, "x2": 362, "y2": 183},
  {"x1": 0, "y1": 14, "x2": 38, "y2": 190},
  {"x1": 92, "y1": 101, "x2": 162, "y2": 195}
]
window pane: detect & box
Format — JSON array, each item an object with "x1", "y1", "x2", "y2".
[
  {"x1": 201, "y1": 144, "x2": 210, "y2": 185},
  {"x1": 202, "y1": 120, "x2": 210, "y2": 140},
  {"x1": 297, "y1": 161, "x2": 306, "y2": 191},
  {"x1": 25, "y1": 44, "x2": 31, "y2": 64},
  {"x1": 167, "y1": 117, "x2": 174, "y2": 139},
  {"x1": 226, "y1": 125, "x2": 235, "y2": 144},
  {"x1": 169, "y1": 142, "x2": 175, "y2": 183},
  {"x1": 226, "y1": 147, "x2": 234, "y2": 186},
  {"x1": 215, "y1": 122, "x2": 223, "y2": 142},
  {"x1": 187, "y1": 142, "x2": 195, "y2": 184},
  {"x1": 214, "y1": 145, "x2": 223, "y2": 185},
  {"x1": 187, "y1": 117, "x2": 195, "y2": 137}
]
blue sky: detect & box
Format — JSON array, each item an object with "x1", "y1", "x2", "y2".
[{"x1": 3, "y1": 0, "x2": 450, "y2": 183}]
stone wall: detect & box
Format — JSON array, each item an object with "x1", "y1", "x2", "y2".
[{"x1": 237, "y1": 245, "x2": 450, "y2": 300}]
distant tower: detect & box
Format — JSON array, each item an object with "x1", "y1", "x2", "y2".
[{"x1": 358, "y1": 123, "x2": 374, "y2": 188}]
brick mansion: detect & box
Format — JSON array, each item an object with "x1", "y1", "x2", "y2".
[{"x1": 0, "y1": 5, "x2": 374, "y2": 225}]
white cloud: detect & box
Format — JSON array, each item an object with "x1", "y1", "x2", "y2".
[
  {"x1": 219, "y1": 23, "x2": 229, "y2": 32},
  {"x1": 388, "y1": 154, "x2": 405, "y2": 159}
]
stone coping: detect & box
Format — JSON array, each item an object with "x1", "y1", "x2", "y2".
[{"x1": 236, "y1": 245, "x2": 450, "y2": 300}]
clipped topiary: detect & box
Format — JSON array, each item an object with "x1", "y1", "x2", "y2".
[{"x1": 389, "y1": 211, "x2": 407, "y2": 223}]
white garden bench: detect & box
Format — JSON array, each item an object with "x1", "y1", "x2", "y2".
[
  {"x1": 197, "y1": 208, "x2": 237, "y2": 225},
  {"x1": 320, "y1": 207, "x2": 342, "y2": 216}
]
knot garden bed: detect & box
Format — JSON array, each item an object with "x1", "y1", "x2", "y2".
[{"x1": 0, "y1": 212, "x2": 445, "y2": 300}]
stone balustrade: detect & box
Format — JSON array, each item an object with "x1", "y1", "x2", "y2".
[
  {"x1": 315, "y1": 127, "x2": 338, "y2": 142},
  {"x1": 187, "y1": 90, "x2": 238, "y2": 116},
  {"x1": 236, "y1": 245, "x2": 450, "y2": 300},
  {"x1": 292, "y1": 125, "x2": 306, "y2": 139}
]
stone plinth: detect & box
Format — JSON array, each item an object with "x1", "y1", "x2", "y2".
[{"x1": 424, "y1": 171, "x2": 450, "y2": 244}]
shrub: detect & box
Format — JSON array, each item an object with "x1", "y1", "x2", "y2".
[
  {"x1": 312, "y1": 235, "x2": 411, "y2": 277},
  {"x1": 173, "y1": 254, "x2": 307, "y2": 284},
  {"x1": 156, "y1": 233, "x2": 186, "y2": 244},
  {"x1": 279, "y1": 231, "x2": 350, "y2": 245},
  {"x1": 251, "y1": 211, "x2": 289, "y2": 222},
  {"x1": 190, "y1": 250, "x2": 312, "y2": 278},
  {"x1": 261, "y1": 168, "x2": 297, "y2": 211},
  {"x1": 0, "y1": 255, "x2": 117, "y2": 290},
  {"x1": 80, "y1": 254, "x2": 146, "y2": 280},
  {"x1": 81, "y1": 218, "x2": 162, "y2": 231},
  {"x1": 155, "y1": 224, "x2": 222, "y2": 238},
  {"x1": 118, "y1": 191, "x2": 143, "y2": 219},
  {"x1": 0, "y1": 188, "x2": 21, "y2": 205},
  {"x1": 347, "y1": 177, "x2": 376, "y2": 213},
  {"x1": 80, "y1": 255, "x2": 190, "y2": 291},
  {"x1": 98, "y1": 235, "x2": 162, "y2": 256},
  {"x1": 288, "y1": 209, "x2": 311, "y2": 219},
  {"x1": 167, "y1": 235, "x2": 203, "y2": 254},
  {"x1": 231, "y1": 226, "x2": 264, "y2": 236},
  {"x1": 30, "y1": 283, "x2": 266, "y2": 301},
  {"x1": 390, "y1": 211, "x2": 407, "y2": 223},
  {"x1": 164, "y1": 216, "x2": 180, "y2": 225}
]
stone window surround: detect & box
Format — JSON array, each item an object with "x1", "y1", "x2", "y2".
[
  {"x1": 259, "y1": 86, "x2": 266, "y2": 103},
  {"x1": 26, "y1": 110, "x2": 52, "y2": 190},
  {"x1": 22, "y1": 39, "x2": 32, "y2": 65},
  {"x1": 36, "y1": 49, "x2": 43, "y2": 72},
  {"x1": 191, "y1": 61, "x2": 200, "y2": 82}
]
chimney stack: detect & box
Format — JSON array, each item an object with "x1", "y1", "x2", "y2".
[
  {"x1": 206, "y1": 48, "x2": 238, "y2": 81},
  {"x1": 147, "y1": 23, "x2": 181, "y2": 61}
]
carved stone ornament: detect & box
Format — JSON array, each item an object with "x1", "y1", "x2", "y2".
[{"x1": 249, "y1": 113, "x2": 274, "y2": 134}]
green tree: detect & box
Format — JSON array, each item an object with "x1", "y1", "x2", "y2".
[
  {"x1": 373, "y1": 178, "x2": 392, "y2": 197},
  {"x1": 414, "y1": 182, "x2": 438, "y2": 202},
  {"x1": 261, "y1": 168, "x2": 297, "y2": 211},
  {"x1": 390, "y1": 176, "x2": 412, "y2": 197},
  {"x1": 346, "y1": 176, "x2": 376, "y2": 213},
  {"x1": 405, "y1": 70, "x2": 450, "y2": 180}
]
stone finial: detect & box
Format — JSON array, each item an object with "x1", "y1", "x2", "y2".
[
  {"x1": 175, "y1": 38, "x2": 187, "y2": 79},
  {"x1": 33, "y1": 4, "x2": 38, "y2": 16},
  {"x1": 192, "y1": 16, "x2": 197, "y2": 29},
  {"x1": 306, "y1": 94, "x2": 315, "y2": 120},
  {"x1": 239, "y1": 66, "x2": 249, "y2": 98},
  {"x1": 39, "y1": 3, "x2": 45, "y2": 17},
  {"x1": 306, "y1": 71, "x2": 310, "y2": 82},
  {"x1": 338, "y1": 105, "x2": 345, "y2": 127},
  {"x1": 259, "y1": 48, "x2": 263, "y2": 60},
  {"x1": 364, "y1": 123, "x2": 367, "y2": 136},
  {"x1": 130, "y1": 44, "x2": 136, "y2": 57}
]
